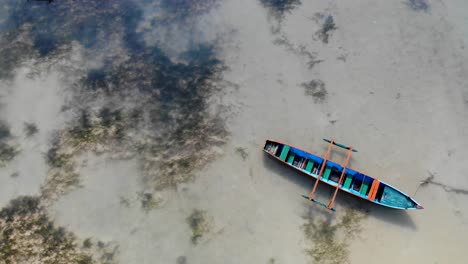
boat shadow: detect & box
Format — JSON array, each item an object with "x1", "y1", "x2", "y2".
[{"x1": 262, "y1": 154, "x2": 418, "y2": 230}]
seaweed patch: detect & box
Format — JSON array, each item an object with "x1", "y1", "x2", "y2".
[
  {"x1": 4, "y1": 0, "x2": 144, "y2": 56},
  {"x1": 315, "y1": 15, "x2": 337, "y2": 44},
  {"x1": 0, "y1": 120, "x2": 19, "y2": 167},
  {"x1": 139, "y1": 191, "x2": 163, "y2": 212},
  {"x1": 24, "y1": 122, "x2": 39, "y2": 137},
  {"x1": 2, "y1": 0, "x2": 229, "y2": 202},
  {"x1": 39, "y1": 43, "x2": 228, "y2": 199},
  {"x1": 0, "y1": 25, "x2": 37, "y2": 80},
  {"x1": 40, "y1": 106, "x2": 135, "y2": 200},
  {"x1": 159, "y1": 0, "x2": 221, "y2": 22},
  {"x1": 88, "y1": 46, "x2": 226, "y2": 190},
  {"x1": 406, "y1": 0, "x2": 430, "y2": 12},
  {"x1": 301, "y1": 80, "x2": 327, "y2": 103},
  {"x1": 302, "y1": 208, "x2": 366, "y2": 264},
  {"x1": 235, "y1": 147, "x2": 249, "y2": 160},
  {"x1": 0, "y1": 196, "x2": 117, "y2": 264},
  {"x1": 273, "y1": 34, "x2": 323, "y2": 69},
  {"x1": 259, "y1": 0, "x2": 302, "y2": 20},
  {"x1": 177, "y1": 255, "x2": 188, "y2": 264},
  {"x1": 186, "y1": 209, "x2": 212, "y2": 244}
]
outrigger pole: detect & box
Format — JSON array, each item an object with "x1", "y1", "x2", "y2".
[
  {"x1": 327, "y1": 146, "x2": 353, "y2": 210},
  {"x1": 307, "y1": 139, "x2": 335, "y2": 201},
  {"x1": 303, "y1": 138, "x2": 358, "y2": 212}
]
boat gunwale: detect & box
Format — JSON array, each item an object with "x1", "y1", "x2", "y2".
[{"x1": 264, "y1": 139, "x2": 423, "y2": 210}]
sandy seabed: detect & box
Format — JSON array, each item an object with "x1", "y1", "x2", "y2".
[{"x1": 1, "y1": 0, "x2": 468, "y2": 263}]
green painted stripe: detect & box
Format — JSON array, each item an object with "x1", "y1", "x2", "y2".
[
  {"x1": 322, "y1": 166, "x2": 331, "y2": 180},
  {"x1": 287, "y1": 153, "x2": 295, "y2": 164},
  {"x1": 279, "y1": 145, "x2": 290, "y2": 161},
  {"x1": 343, "y1": 175, "x2": 353, "y2": 189},
  {"x1": 360, "y1": 181, "x2": 369, "y2": 195},
  {"x1": 305, "y1": 160, "x2": 314, "y2": 173}
]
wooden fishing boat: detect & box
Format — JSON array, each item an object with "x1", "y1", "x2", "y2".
[{"x1": 263, "y1": 138, "x2": 424, "y2": 211}]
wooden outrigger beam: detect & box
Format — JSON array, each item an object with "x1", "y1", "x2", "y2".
[
  {"x1": 307, "y1": 139, "x2": 335, "y2": 201},
  {"x1": 327, "y1": 147, "x2": 353, "y2": 210},
  {"x1": 304, "y1": 138, "x2": 358, "y2": 212}
]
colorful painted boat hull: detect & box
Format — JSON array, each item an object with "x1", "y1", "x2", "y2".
[{"x1": 264, "y1": 139, "x2": 424, "y2": 210}]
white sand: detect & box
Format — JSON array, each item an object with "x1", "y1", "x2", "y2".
[
  {"x1": 0, "y1": 66, "x2": 69, "y2": 205},
  {"x1": 2, "y1": 0, "x2": 468, "y2": 263}
]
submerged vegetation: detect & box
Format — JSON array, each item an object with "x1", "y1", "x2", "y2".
[
  {"x1": 273, "y1": 33, "x2": 323, "y2": 69},
  {"x1": 304, "y1": 219, "x2": 347, "y2": 264},
  {"x1": 0, "y1": 196, "x2": 119, "y2": 263},
  {"x1": 24, "y1": 122, "x2": 39, "y2": 137},
  {"x1": 139, "y1": 192, "x2": 163, "y2": 212},
  {"x1": 0, "y1": 143, "x2": 18, "y2": 167},
  {"x1": 35, "y1": 44, "x2": 228, "y2": 199},
  {"x1": 301, "y1": 80, "x2": 327, "y2": 103},
  {"x1": 0, "y1": 25, "x2": 37, "y2": 80},
  {"x1": 0, "y1": 0, "x2": 229, "y2": 199},
  {"x1": 235, "y1": 147, "x2": 249, "y2": 160},
  {"x1": 176, "y1": 255, "x2": 188, "y2": 264},
  {"x1": 406, "y1": 0, "x2": 430, "y2": 12},
  {"x1": 315, "y1": 15, "x2": 337, "y2": 44},
  {"x1": 259, "y1": 0, "x2": 302, "y2": 19},
  {"x1": 0, "y1": 121, "x2": 18, "y2": 167},
  {"x1": 41, "y1": 134, "x2": 80, "y2": 201},
  {"x1": 0, "y1": 196, "x2": 93, "y2": 263},
  {"x1": 0, "y1": 0, "x2": 226, "y2": 258},
  {"x1": 159, "y1": 0, "x2": 221, "y2": 21},
  {"x1": 302, "y1": 208, "x2": 366, "y2": 264},
  {"x1": 186, "y1": 209, "x2": 212, "y2": 244}
]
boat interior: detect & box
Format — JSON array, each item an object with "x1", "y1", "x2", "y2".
[{"x1": 264, "y1": 140, "x2": 388, "y2": 201}]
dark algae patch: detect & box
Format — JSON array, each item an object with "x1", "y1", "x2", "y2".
[
  {"x1": 0, "y1": 196, "x2": 93, "y2": 263},
  {"x1": 0, "y1": 196, "x2": 41, "y2": 221},
  {"x1": 265, "y1": 2, "x2": 322, "y2": 70},
  {"x1": 41, "y1": 134, "x2": 79, "y2": 201},
  {"x1": 0, "y1": 196, "x2": 119, "y2": 263},
  {"x1": 1, "y1": 0, "x2": 224, "y2": 260},
  {"x1": 2, "y1": 0, "x2": 229, "y2": 200},
  {"x1": 316, "y1": 15, "x2": 337, "y2": 44},
  {"x1": 301, "y1": 80, "x2": 327, "y2": 103},
  {"x1": 304, "y1": 218, "x2": 347, "y2": 264},
  {"x1": 303, "y1": 208, "x2": 366, "y2": 264},
  {"x1": 176, "y1": 255, "x2": 187, "y2": 264},
  {"x1": 24, "y1": 122, "x2": 39, "y2": 137},
  {"x1": 235, "y1": 147, "x2": 249, "y2": 160},
  {"x1": 260, "y1": 0, "x2": 302, "y2": 19},
  {"x1": 0, "y1": 121, "x2": 18, "y2": 167},
  {"x1": 0, "y1": 25, "x2": 37, "y2": 80},
  {"x1": 159, "y1": 0, "x2": 221, "y2": 21},
  {"x1": 406, "y1": 0, "x2": 430, "y2": 12},
  {"x1": 4, "y1": 0, "x2": 144, "y2": 56},
  {"x1": 0, "y1": 141, "x2": 18, "y2": 167},
  {"x1": 78, "y1": 42, "x2": 228, "y2": 191},
  {"x1": 273, "y1": 34, "x2": 323, "y2": 69},
  {"x1": 139, "y1": 191, "x2": 163, "y2": 212},
  {"x1": 186, "y1": 209, "x2": 212, "y2": 244}
]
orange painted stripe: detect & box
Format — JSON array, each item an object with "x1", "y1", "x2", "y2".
[
  {"x1": 372, "y1": 181, "x2": 379, "y2": 199},
  {"x1": 367, "y1": 181, "x2": 376, "y2": 200},
  {"x1": 367, "y1": 183, "x2": 374, "y2": 200},
  {"x1": 368, "y1": 180, "x2": 380, "y2": 201}
]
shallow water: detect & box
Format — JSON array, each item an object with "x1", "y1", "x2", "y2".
[{"x1": 1, "y1": 0, "x2": 468, "y2": 263}]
